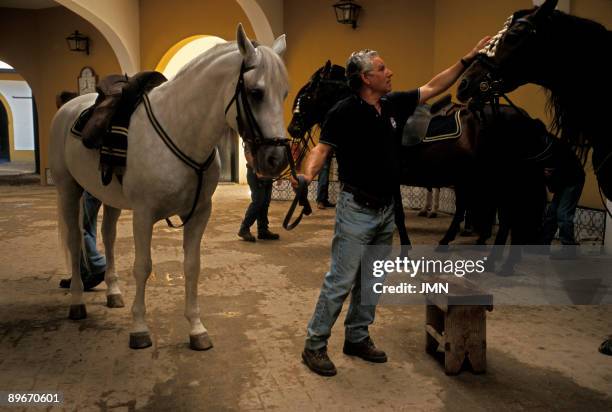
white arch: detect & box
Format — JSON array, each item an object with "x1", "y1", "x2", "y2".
[
  {"x1": 53, "y1": 0, "x2": 279, "y2": 74},
  {"x1": 55, "y1": 0, "x2": 140, "y2": 75},
  {"x1": 236, "y1": 0, "x2": 276, "y2": 46}
]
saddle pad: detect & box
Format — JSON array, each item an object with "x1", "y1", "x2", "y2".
[
  {"x1": 71, "y1": 107, "x2": 128, "y2": 185},
  {"x1": 70, "y1": 107, "x2": 93, "y2": 137},
  {"x1": 423, "y1": 110, "x2": 462, "y2": 143}
]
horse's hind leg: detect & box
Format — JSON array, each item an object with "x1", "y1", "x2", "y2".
[
  {"x1": 129, "y1": 211, "x2": 154, "y2": 349},
  {"x1": 102, "y1": 205, "x2": 124, "y2": 308},
  {"x1": 183, "y1": 203, "x2": 213, "y2": 351},
  {"x1": 438, "y1": 188, "x2": 465, "y2": 247},
  {"x1": 56, "y1": 181, "x2": 85, "y2": 319}
]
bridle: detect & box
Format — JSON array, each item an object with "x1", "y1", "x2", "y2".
[
  {"x1": 143, "y1": 57, "x2": 310, "y2": 229},
  {"x1": 223, "y1": 60, "x2": 311, "y2": 230},
  {"x1": 473, "y1": 16, "x2": 538, "y2": 118}
]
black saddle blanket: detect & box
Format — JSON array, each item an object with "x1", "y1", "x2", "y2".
[{"x1": 423, "y1": 110, "x2": 462, "y2": 143}]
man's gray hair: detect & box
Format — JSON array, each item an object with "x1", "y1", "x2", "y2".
[{"x1": 346, "y1": 49, "x2": 379, "y2": 91}]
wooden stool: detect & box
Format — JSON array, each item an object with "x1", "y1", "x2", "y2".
[{"x1": 424, "y1": 276, "x2": 493, "y2": 375}]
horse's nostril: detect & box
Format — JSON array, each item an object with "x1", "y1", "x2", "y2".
[{"x1": 458, "y1": 79, "x2": 468, "y2": 92}]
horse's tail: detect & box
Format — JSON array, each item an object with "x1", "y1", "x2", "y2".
[
  {"x1": 56, "y1": 192, "x2": 86, "y2": 275},
  {"x1": 57, "y1": 192, "x2": 71, "y2": 275}
]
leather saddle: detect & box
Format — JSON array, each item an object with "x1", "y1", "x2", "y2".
[
  {"x1": 71, "y1": 71, "x2": 167, "y2": 149},
  {"x1": 402, "y1": 94, "x2": 460, "y2": 147}
]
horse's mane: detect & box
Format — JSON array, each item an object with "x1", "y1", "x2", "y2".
[
  {"x1": 530, "y1": 10, "x2": 610, "y2": 160},
  {"x1": 171, "y1": 41, "x2": 288, "y2": 92}
]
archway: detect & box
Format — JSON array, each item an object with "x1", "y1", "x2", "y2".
[
  {"x1": 156, "y1": 36, "x2": 241, "y2": 183},
  {"x1": 0, "y1": 60, "x2": 37, "y2": 174},
  {"x1": 0, "y1": 96, "x2": 9, "y2": 162}
]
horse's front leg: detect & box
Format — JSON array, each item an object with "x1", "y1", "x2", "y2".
[
  {"x1": 129, "y1": 211, "x2": 154, "y2": 349},
  {"x1": 102, "y1": 205, "x2": 124, "y2": 308},
  {"x1": 183, "y1": 202, "x2": 214, "y2": 351}
]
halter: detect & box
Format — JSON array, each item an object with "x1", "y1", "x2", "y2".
[{"x1": 223, "y1": 60, "x2": 311, "y2": 230}]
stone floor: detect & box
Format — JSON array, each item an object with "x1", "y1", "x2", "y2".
[{"x1": 0, "y1": 184, "x2": 610, "y2": 411}]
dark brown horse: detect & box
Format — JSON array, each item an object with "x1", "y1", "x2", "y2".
[
  {"x1": 456, "y1": 0, "x2": 612, "y2": 356},
  {"x1": 457, "y1": 0, "x2": 612, "y2": 201},
  {"x1": 287, "y1": 61, "x2": 550, "y2": 253}
]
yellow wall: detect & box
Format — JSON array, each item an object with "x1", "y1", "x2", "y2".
[
  {"x1": 0, "y1": 73, "x2": 25, "y2": 81},
  {"x1": 139, "y1": 0, "x2": 255, "y2": 71},
  {"x1": 0, "y1": 6, "x2": 121, "y2": 183},
  {"x1": 283, "y1": 0, "x2": 435, "y2": 127}
]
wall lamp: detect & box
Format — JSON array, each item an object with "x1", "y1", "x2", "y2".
[
  {"x1": 333, "y1": 0, "x2": 361, "y2": 29},
  {"x1": 66, "y1": 30, "x2": 90, "y2": 55}
]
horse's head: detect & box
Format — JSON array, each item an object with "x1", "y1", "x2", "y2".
[
  {"x1": 457, "y1": 0, "x2": 559, "y2": 102},
  {"x1": 287, "y1": 60, "x2": 349, "y2": 139},
  {"x1": 226, "y1": 24, "x2": 289, "y2": 178}
]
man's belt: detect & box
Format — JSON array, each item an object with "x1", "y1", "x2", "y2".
[{"x1": 342, "y1": 183, "x2": 393, "y2": 210}]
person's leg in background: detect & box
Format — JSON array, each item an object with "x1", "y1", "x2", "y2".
[
  {"x1": 257, "y1": 177, "x2": 279, "y2": 240},
  {"x1": 59, "y1": 191, "x2": 107, "y2": 290},
  {"x1": 239, "y1": 167, "x2": 264, "y2": 242}
]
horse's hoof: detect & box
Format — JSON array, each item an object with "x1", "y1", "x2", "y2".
[
  {"x1": 106, "y1": 294, "x2": 125, "y2": 308},
  {"x1": 68, "y1": 304, "x2": 87, "y2": 320},
  {"x1": 129, "y1": 332, "x2": 152, "y2": 349},
  {"x1": 428, "y1": 212, "x2": 438, "y2": 219},
  {"x1": 189, "y1": 332, "x2": 213, "y2": 351},
  {"x1": 417, "y1": 210, "x2": 428, "y2": 217},
  {"x1": 435, "y1": 244, "x2": 449, "y2": 253}
]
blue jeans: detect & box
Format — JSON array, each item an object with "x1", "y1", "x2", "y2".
[
  {"x1": 541, "y1": 180, "x2": 584, "y2": 245},
  {"x1": 81, "y1": 191, "x2": 106, "y2": 277},
  {"x1": 305, "y1": 190, "x2": 395, "y2": 350},
  {"x1": 241, "y1": 166, "x2": 272, "y2": 233},
  {"x1": 316, "y1": 155, "x2": 332, "y2": 203}
]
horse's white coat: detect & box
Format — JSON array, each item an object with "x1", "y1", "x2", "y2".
[{"x1": 49, "y1": 24, "x2": 289, "y2": 345}]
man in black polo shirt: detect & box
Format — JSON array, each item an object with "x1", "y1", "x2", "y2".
[{"x1": 296, "y1": 39, "x2": 490, "y2": 377}]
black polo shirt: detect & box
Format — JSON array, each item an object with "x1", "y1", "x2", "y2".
[{"x1": 319, "y1": 90, "x2": 420, "y2": 198}]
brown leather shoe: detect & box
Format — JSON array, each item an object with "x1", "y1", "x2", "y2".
[
  {"x1": 302, "y1": 347, "x2": 337, "y2": 376},
  {"x1": 343, "y1": 337, "x2": 387, "y2": 363}
]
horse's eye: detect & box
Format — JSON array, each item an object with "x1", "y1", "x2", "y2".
[{"x1": 249, "y1": 88, "x2": 264, "y2": 101}]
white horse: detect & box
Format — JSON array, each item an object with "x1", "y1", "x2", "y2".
[{"x1": 49, "y1": 24, "x2": 289, "y2": 350}]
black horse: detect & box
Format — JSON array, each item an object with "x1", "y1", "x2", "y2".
[
  {"x1": 457, "y1": 0, "x2": 612, "y2": 201},
  {"x1": 457, "y1": 0, "x2": 612, "y2": 356},
  {"x1": 287, "y1": 61, "x2": 550, "y2": 256}
]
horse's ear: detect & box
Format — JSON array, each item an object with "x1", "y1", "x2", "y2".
[
  {"x1": 236, "y1": 23, "x2": 258, "y2": 66},
  {"x1": 320, "y1": 60, "x2": 332, "y2": 79},
  {"x1": 533, "y1": 0, "x2": 557, "y2": 20},
  {"x1": 272, "y1": 34, "x2": 286, "y2": 56}
]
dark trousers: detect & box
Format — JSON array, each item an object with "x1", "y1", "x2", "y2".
[
  {"x1": 241, "y1": 167, "x2": 272, "y2": 233},
  {"x1": 316, "y1": 154, "x2": 332, "y2": 203},
  {"x1": 541, "y1": 180, "x2": 584, "y2": 245}
]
